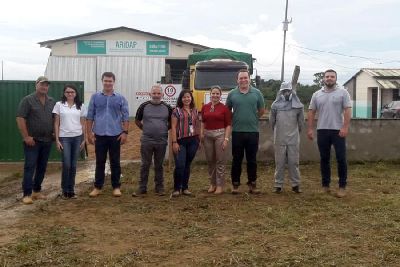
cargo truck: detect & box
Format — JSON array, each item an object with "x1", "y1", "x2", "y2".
[{"x1": 182, "y1": 48, "x2": 258, "y2": 109}]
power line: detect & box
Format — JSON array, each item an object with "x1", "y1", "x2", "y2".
[
  {"x1": 288, "y1": 43, "x2": 400, "y2": 64},
  {"x1": 254, "y1": 54, "x2": 280, "y2": 68},
  {"x1": 291, "y1": 46, "x2": 356, "y2": 70}
]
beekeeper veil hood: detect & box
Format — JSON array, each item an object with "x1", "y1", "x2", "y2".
[
  {"x1": 271, "y1": 82, "x2": 304, "y2": 111},
  {"x1": 280, "y1": 82, "x2": 293, "y2": 101}
]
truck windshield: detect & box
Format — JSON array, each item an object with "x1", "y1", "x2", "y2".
[{"x1": 195, "y1": 70, "x2": 238, "y2": 90}]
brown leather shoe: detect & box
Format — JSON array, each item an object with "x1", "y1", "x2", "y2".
[
  {"x1": 155, "y1": 189, "x2": 165, "y2": 196},
  {"x1": 132, "y1": 189, "x2": 147, "y2": 197},
  {"x1": 156, "y1": 191, "x2": 166, "y2": 196},
  {"x1": 171, "y1": 191, "x2": 180, "y2": 197},
  {"x1": 248, "y1": 183, "x2": 261, "y2": 194},
  {"x1": 22, "y1": 196, "x2": 33, "y2": 205},
  {"x1": 112, "y1": 188, "x2": 122, "y2": 197},
  {"x1": 336, "y1": 188, "x2": 346, "y2": 198},
  {"x1": 231, "y1": 186, "x2": 240, "y2": 195},
  {"x1": 89, "y1": 188, "x2": 102, "y2": 197},
  {"x1": 32, "y1": 192, "x2": 47, "y2": 200},
  {"x1": 322, "y1": 186, "x2": 331, "y2": 194},
  {"x1": 182, "y1": 189, "x2": 192, "y2": 196}
]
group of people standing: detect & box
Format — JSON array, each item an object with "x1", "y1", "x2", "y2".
[
  {"x1": 17, "y1": 72, "x2": 129, "y2": 204},
  {"x1": 133, "y1": 69, "x2": 266, "y2": 198},
  {"x1": 16, "y1": 68, "x2": 351, "y2": 205}
]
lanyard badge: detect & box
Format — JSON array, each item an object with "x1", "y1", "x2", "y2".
[{"x1": 188, "y1": 113, "x2": 194, "y2": 135}]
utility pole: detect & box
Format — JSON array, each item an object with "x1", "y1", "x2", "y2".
[
  {"x1": 1, "y1": 60, "x2": 3, "y2": 80},
  {"x1": 280, "y1": 0, "x2": 292, "y2": 82}
]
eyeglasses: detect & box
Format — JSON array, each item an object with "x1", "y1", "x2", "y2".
[{"x1": 64, "y1": 91, "x2": 76, "y2": 94}]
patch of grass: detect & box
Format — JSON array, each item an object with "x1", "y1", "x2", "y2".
[
  {"x1": 1, "y1": 162, "x2": 400, "y2": 266},
  {"x1": 1, "y1": 225, "x2": 85, "y2": 266}
]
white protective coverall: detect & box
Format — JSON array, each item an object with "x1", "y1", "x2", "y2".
[{"x1": 269, "y1": 82, "x2": 304, "y2": 189}]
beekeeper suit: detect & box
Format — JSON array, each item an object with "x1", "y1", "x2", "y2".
[{"x1": 270, "y1": 82, "x2": 304, "y2": 193}]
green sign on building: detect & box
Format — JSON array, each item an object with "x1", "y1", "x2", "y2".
[
  {"x1": 77, "y1": 40, "x2": 106, "y2": 54},
  {"x1": 77, "y1": 40, "x2": 169, "y2": 56},
  {"x1": 146, "y1": 41, "x2": 169, "y2": 56}
]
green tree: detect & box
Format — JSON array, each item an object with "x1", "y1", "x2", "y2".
[
  {"x1": 296, "y1": 83, "x2": 320, "y2": 107},
  {"x1": 258, "y1": 78, "x2": 319, "y2": 108},
  {"x1": 259, "y1": 79, "x2": 282, "y2": 108},
  {"x1": 313, "y1": 72, "x2": 324, "y2": 86}
]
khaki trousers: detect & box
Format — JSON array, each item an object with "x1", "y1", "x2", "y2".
[{"x1": 203, "y1": 129, "x2": 227, "y2": 186}]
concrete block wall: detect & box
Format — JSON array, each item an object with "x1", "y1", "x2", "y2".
[{"x1": 195, "y1": 118, "x2": 400, "y2": 162}]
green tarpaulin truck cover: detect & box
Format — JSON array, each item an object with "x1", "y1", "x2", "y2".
[{"x1": 187, "y1": 48, "x2": 253, "y2": 73}]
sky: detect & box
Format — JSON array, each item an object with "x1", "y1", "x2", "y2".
[{"x1": 0, "y1": 0, "x2": 399, "y2": 85}]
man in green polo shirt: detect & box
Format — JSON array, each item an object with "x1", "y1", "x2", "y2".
[{"x1": 226, "y1": 69, "x2": 265, "y2": 194}]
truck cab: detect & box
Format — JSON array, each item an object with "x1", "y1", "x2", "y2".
[
  {"x1": 191, "y1": 59, "x2": 249, "y2": 108},
  {"x1": 182, "y1": 48, "x2": 254, "y2": 110}
]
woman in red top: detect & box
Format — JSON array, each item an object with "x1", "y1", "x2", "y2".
[{"x1": 200, "y1": 86, "x2": 232, "y2": 194}]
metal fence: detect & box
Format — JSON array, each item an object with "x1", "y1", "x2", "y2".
[{"x1": 0, "y1": 80, "x2": 84, "y2": 161}]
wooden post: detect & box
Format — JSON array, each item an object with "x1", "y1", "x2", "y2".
[{"x1": 291, "y1": 65, "x2": 300, "y2": 91}]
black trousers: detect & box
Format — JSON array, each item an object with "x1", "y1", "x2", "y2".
[
  {"x1": 317, "y1": 130, "x2": 348, "y2": 188},
  {"x1": 231, "y1": 132, "x2": 259, "y2": 186},
  {"x1": 94, "y1": 135, "x2": 121, "y2": 189}
]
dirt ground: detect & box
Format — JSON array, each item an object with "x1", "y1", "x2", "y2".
[{"x1": 0, "y1": 160, "x2": 399, "y2": 266}]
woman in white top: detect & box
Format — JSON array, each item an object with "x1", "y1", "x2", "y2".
[{"x1": 53, "y1": 84, "x2": 86, "y2": 199}]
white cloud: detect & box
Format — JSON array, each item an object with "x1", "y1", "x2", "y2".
[
  {"x1": 183, "y1": 24, "x2": 302, "y2": 82},
  {"x1": 1, "y1": 60, "x2": 46, "y2": 80},
  {"x1": 0, "y1": 0, "x2": 399, "y2": 84},
  {"x1": 97, "y1": 0, "x2": 179, "y2": 15},
  {"x1": 1, "y1": 0, "x2": 93, "y2": 26},
  {"x1": 183, "y1": 35, "x2": 245, "y2": 52},
  {"x1": 258, "y1": 14, "x2": 269, "y2": 22},
  {"x1": 0, "y1": 36, "x2": 48, "y2": 64},
  {"x1": 0, "y1": 34, "x2": 48, "y2": 80}
]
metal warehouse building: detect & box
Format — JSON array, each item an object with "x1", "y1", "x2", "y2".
[{"x1": 39, "y1": 26, "x2": 209, "y2": 114}]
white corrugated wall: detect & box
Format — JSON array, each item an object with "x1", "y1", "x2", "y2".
[{"x1": 45, "y1": 56, "x2": 165, "y2": 115}]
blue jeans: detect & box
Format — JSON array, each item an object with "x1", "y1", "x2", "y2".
[
  {"x1": 231, "y1": 132, "x2": 259, "y2": 186},
  {"x1": 59, "y1": 135, "x2": 82, "y2": 194},
  {"x1": 317, "y1": 130, "x2": 347, "y2": 188},
  {"x1": 94, "y1": 135, "x2": 121, "y2": 189},
  {"x1": 22, "y1": 141, "x2": 52, "y2": 196},
  {"x1": 173, "y1": 137, "x2": 199, "y2": 191}
]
